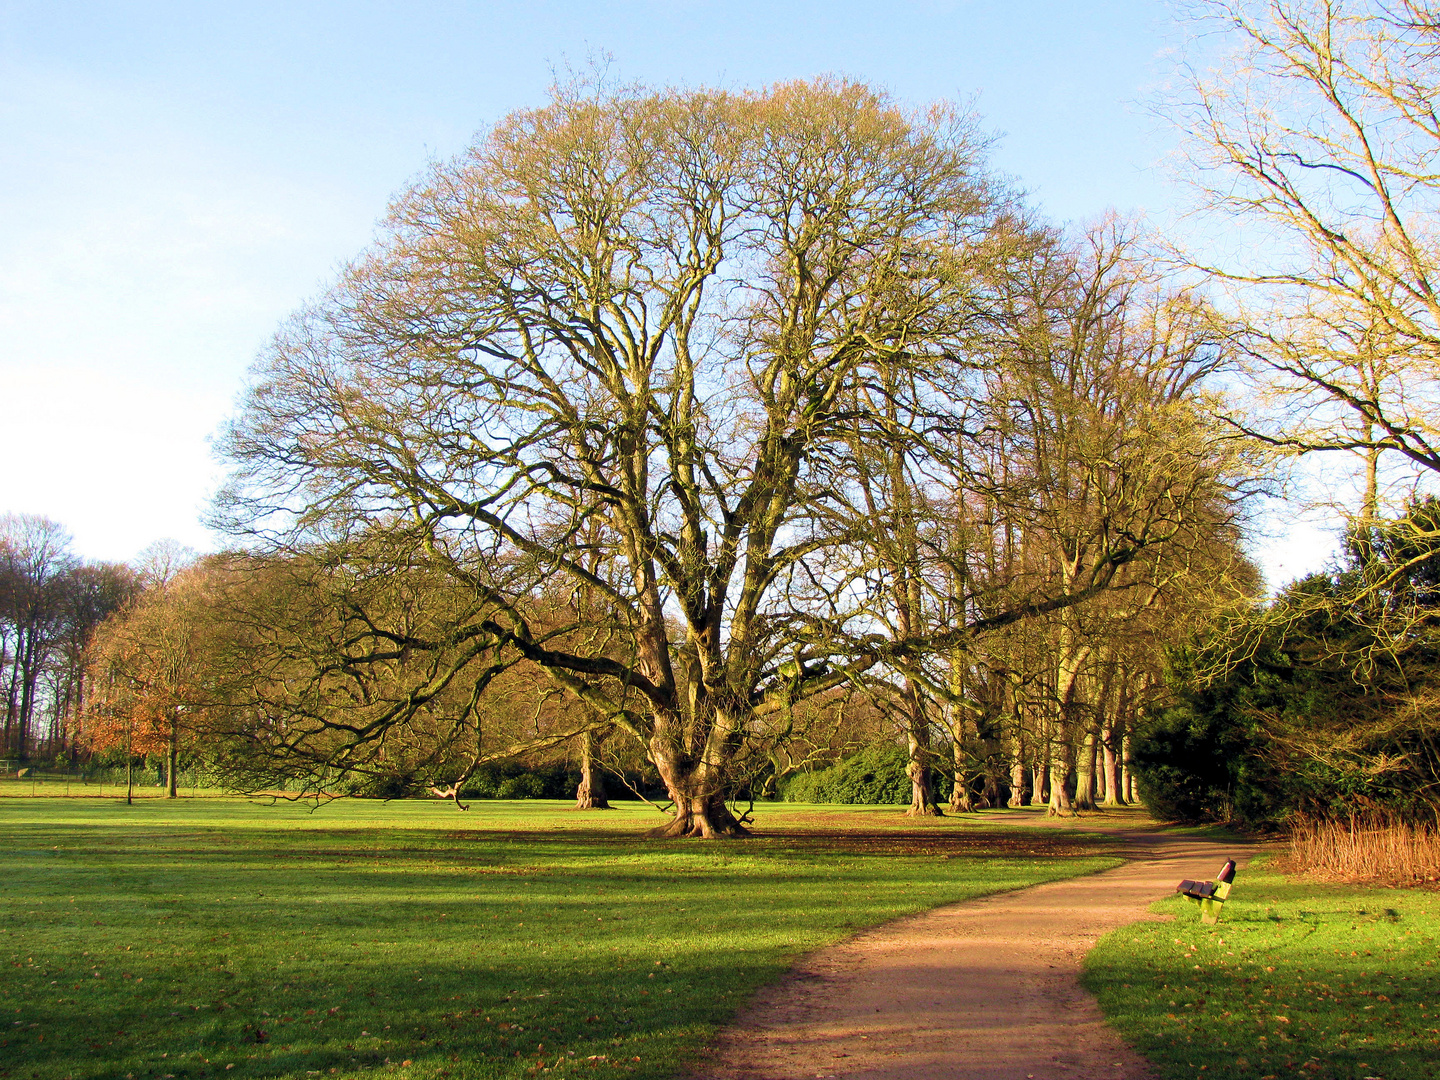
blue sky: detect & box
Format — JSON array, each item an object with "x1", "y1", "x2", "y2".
[{"x1": 0, "y1": 0, "x2": 1337, "y2": 580}]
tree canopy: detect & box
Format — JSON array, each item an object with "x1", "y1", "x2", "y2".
[{"x1": 205, "y1": 78, "x2": 1254, "y2": 834}]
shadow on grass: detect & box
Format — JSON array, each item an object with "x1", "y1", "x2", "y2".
[
  {"x1": 1084, "y1": 871, "x2": 1440, "y2": 1080},
  {"x1": 1, "y1": 801, "x2": 1122, "y2": 1080}
]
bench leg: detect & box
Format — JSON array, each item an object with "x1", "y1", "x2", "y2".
[{"x1": 1184, "y1": 896, "x2": 1225, "y2": 924}]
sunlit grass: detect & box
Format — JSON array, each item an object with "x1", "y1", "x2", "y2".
[
  {"x1": 2, "y1": 797, "x2": 1118, "y2": 1080},
  {"x1": 1084, "y1": 859, "x2": 1440, "y2": 1080}
]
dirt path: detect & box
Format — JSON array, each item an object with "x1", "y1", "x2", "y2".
[{"x1": 694, "y1": 819, "x2": 1257, "y2": 1080}]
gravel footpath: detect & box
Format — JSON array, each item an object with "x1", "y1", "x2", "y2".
[{"x1": 694, "y1": 819, "x2": 1257, "y2": 1080}]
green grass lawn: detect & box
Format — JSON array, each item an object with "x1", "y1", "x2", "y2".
[
  {"x1": 1083, "y1": 859, "x2": 1440, "y2": 1080},
  {"x1": 2, "y1": 797, "x2": 1119, "y2": 1080}
]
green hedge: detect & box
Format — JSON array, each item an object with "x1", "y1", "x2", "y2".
[
  {"x1": 460, "y1": 761, "x2": 665, "y2": 802},
  {"x1": 781, "y1": 744, "x2": 950, "y2": 804}
]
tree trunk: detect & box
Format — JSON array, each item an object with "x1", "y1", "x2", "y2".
[
  {"x1": 649, "y1": 726, "x2": 749, "y2": 838},
  {"x1": 1029, "y1": 734, "x2": 1050, "y2": 807},
  {"x1": 1101, "y1": 720, "x2": 1124, "y2": 807},
  {"x1": 949, "y1": 775, "x2": 977, "y2": 813},
  {"x1": 167, "y1": 709, "x2": 179, "y2": 799},
  {"x1": 903, "y1": 685, "x2": 942, "y2": 817},
  {"x1": 949, "y1": 730, "x2": 975, "y2": 812},
  {"x1": 950, "y1": 760, "x2": 973, "y2": 812},
  {"x1": 16, "y1": 632, "x2": 41, "y2": 757},
  {"x1": 2, "y1": 645, "x2": 16, "y2": 756},
  {"x1": 1047, "y1": 743, "x2": 1075, "y2": 817},
  {"x1": 948, "y1": 775, "x2": 973, "y2": 813},
  {"x1": 1073, "y1": 728, "x2": 1098, "y2": 811},
  {"x1": 648, "y1": 789, "x2": 748, "y2": 838},
  {"x1": 1008, "y1": 728, "x2": 1028, "y2": 807},
  {"x1": 944, "y1": 653, "x2": 973, "y2": 813},
  {"x1": 906, "y1": 749, "x2": 942, "y2": 816},
  {"x1": 949, "y1": 736, "x2": 994, "y2": 812},
  {"x1": 1122, "y1": 732, "x2": 1137, "y2": 805},
  {"x1": 977, "y1": 769, "x2": 997, "y2": 810},
  {"x1": 575, "y1": 727, "x2": 610, "y2": 810}
]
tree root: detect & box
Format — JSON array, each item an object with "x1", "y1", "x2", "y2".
[{"x1": 646, "y1": 804, "x2": 751, "y2": 838}]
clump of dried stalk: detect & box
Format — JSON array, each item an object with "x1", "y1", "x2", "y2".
[{"x1": 1283, "y1": 815, "x2": 1440, "y2": 887}]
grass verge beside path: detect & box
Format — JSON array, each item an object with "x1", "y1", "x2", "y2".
[
  {"x1": 2, "y1": 799, "x2": 1118, "y2": 1080},
  {"x1": 1084, "y1": 859, "x2": 1440, "y2": 1080}
]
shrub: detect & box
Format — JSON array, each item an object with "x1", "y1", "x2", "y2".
[
  {"x1": 1129, "y1": 703, "x2": 1249, "y2": 824},
  {"x1": 1135, "y1": 510, "x2": 1440, "y2": 829},
  {"x1": 782, "y1": 744, "x2": 945, "y2": 805},
  {"x1": 496, "y1": 773, "x2": 548, "y2": 799},
  {"x1": 780, "y1": 769, "x2": 830, "y2": 803},
  {"x1": 462, "y1": 761, "x2": 577, "y2": 800}
]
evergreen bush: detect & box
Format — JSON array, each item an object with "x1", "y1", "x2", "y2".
[{"x1": 781, "y1": 744, "x2": 931, "y2": 805}]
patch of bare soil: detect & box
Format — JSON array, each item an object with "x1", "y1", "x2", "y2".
[
  {"x1": 440, "y1": 826, "x2": 1114, "y2": 860},
  {"x1": 692, "y1": 823, "x2": 1256, "y2": 1080},
  {"x1": 742, "y1": 829, "x2": 1117, "y2": 860}
]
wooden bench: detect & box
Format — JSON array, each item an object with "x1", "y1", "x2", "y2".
[{"x1": 1176, "y1": 859, "x2": 1237, "y2": 925}]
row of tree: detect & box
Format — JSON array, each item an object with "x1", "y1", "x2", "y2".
[
  {"x1": 21, "y1": 2, "x2": 1440, "y2": 835},
  {"x1": 71, "y1": 77, "x2": 1255, "y2": 834},
  {"x1": 0, "y1": 514, "x2": 139, "y2": 760}
]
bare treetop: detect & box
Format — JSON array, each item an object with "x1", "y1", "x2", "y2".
[
  {"x1": 1170, "y1": 1, "x2": 1440, "y2": 495},
  {"x1": 214, "y1": 78, "x2": 1241, "y2": 835}
]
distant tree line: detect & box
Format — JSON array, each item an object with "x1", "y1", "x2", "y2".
[
  {"x1": 0, "y1": 514, "x2": 137, "y2": 761},
  {"x1": 13, "y1": 4, "x2": 1440, "y2": 836}
]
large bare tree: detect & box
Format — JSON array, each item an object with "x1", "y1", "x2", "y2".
[
  {"x1": 1171, "y1": 1, "x2": 1440, "y2": 524},
  {"x1": 216, "y1": 80, "x2": 1255, "y2": 835},
  {"x1": 218, "y1": 79, "x2": 1018, "y2": 835}
]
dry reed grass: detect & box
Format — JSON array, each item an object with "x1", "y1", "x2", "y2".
[{"x1": 1285, "y1": 816, "x2": 1440, "y2": 886}]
